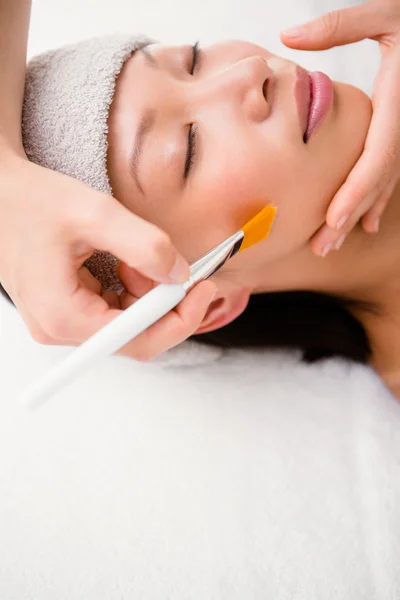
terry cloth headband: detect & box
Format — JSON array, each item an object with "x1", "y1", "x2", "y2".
[{"x1": 22, "y1": 33, "x2": 152, "y2": 293}]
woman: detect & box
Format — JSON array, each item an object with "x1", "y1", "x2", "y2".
[
  {"x1": 3, "y1": 0, "x2": 400, "y2": 374},
  {"x1": 10, "y1": 30, "x2": 400, "y2": 399}
]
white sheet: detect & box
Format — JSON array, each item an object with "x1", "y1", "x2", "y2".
[{"x1": 1, "y1": 1, "x2": 400, "y2": 598}]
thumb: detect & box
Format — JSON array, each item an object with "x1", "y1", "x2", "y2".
[
  {"x1": 280, "y1": 1, "x2": 380, "y2": 50},
  {"x1": 81, "y1": 194, "x2": 190, "y2": 285}
]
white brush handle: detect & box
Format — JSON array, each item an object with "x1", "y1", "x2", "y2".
[{"x1": 20, "y1": 283, "x2": 186, "y2": 409}]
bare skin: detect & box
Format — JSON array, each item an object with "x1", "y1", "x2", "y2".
[
  {"x1": 1, "y1": 1, "x2": 212, "y2": 365},
  {"x1": 106, "y1": 39, "x2": 400, "y2": 399}
]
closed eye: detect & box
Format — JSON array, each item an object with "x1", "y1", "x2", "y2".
[
  {"x1": 184, "y1": 42, "x2": 201, "y2": 180},
  {"x1": 184, "y1": 125, "x2": 197, "y2": 180},
  {"x1": 190, "y1": 41, "x2": 201, "y2": 75}
]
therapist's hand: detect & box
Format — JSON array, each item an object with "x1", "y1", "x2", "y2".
[
  {"x1": 281, "y1": 0, "x2": 400, "y2": 256},
  {"x1": 0, "y1": 152, "x2": 217, "y2": 361}
]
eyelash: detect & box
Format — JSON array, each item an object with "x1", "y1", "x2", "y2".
[
  {"x1": 190, "y1": 41, "x2": 201, "y2": 75},
  {"x1": 185, "y1": 42, "x2": 200, "y2": 179},
  {"x1": 184, "y1": 125, "x2": 197, "y2": 179}
]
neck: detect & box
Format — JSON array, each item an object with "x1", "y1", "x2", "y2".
[{"x1": 251, "y1": 182, "x2": 400, "y2": 305}]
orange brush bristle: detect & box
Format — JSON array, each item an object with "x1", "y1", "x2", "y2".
[{"x1": 239, "y1": 205, "x2": 277, "y2": 252}]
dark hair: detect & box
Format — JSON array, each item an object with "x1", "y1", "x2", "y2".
[
  {"x1": 191, "y1": 290, "x2": 374, "y2": 364},
  {"x1": 0, "y1": 282, "x2": 373, "y2": 364}
]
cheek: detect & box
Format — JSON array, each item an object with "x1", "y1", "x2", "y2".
[
  {"x1": 168, "y1": 155, "x2": 268, "y2": 262},
  {"x1": 197, "y1": 148, "x2": 272, "y2": 231},
  {"x1": 315, "y1": 82, "x2": 371, "y2": 183},
  {"x1": 187, "y1": 134, "x2": 316, "y2": 259}
]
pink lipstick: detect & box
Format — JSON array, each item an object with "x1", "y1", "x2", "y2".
[
  {"x1": 304, "y1": 72, "x2": 333, "y2": 142},
  {"x1": 294, "y1": 67, "x2": 333, "y2": 142}
]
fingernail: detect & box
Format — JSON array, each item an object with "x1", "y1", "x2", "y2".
[
  {"x1": 168, "y1": 255, "x2": 190, "y2": 283},
  {"x1": 336, "y1": 215, "x2": 349, "y2": 230},
  {"x1": 373, "y1": 217, "x2": 380, "y2": 233},
  {"x1": 281, "y1": 26, "x2": 304, "y2": 38},
  {"x1": 321, "y1": 242, "x2": 333, "y2": 257},
  {"x1": 335, "y1": 234, "x2": 346, "y2": 250}
]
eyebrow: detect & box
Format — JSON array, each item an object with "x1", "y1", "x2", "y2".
[{"x1": 129, "y1": 109, "x2": 157, "y2": 195}]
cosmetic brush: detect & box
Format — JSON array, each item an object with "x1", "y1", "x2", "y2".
[{"x1": 20, "y1": 205, "x2": 276, "y2": 409}]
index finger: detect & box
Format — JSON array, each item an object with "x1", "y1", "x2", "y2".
[
  {"x1": 78, "y1": 191, "x2": 190, "y2": 285},
  {"x1": 281, "y1": 0, "x2": 381, "y2": 50},
  {"x1": 326, "y1": 48, "x2": 400, "y2": 228}
]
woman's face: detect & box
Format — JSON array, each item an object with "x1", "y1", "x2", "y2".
[{"x1": 108, "y1": 39, "x2": 371, "y2": 285}]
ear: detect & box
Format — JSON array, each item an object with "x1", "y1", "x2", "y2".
[{"x1": 194, "y1": 286, "x2": 252, "y2": 335}]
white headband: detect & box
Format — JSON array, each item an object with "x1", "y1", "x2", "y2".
[{"x1": 22, "y1": 34, "x2": 152, "y2": 292}]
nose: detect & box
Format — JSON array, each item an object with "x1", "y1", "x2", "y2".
[{"x1": 192, "y1": 56, "x2": 273, "y2": 123}]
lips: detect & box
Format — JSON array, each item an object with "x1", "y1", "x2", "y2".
[{"x1": 294, "y1": 66, "x2": 333, "y2": 142}]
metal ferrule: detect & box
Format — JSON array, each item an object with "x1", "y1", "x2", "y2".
[{"x1": 182, "y1": 230, "x2": 244, "y2": 293}]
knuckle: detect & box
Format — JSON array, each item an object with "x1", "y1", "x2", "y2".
[
  {"x1": 319, "y1": 10, "x2": 341, "y2": 38},
  {"x1": 382, "y1": 144, "x2": 398, "y2": 173},
  {"x1": 373, "y1": 176, "x2": 391, "y2": 200},
  {"x1": 384, "y1": 137, "x2": 397, "y2": 158},
  {"x1": 148, "y1": 230, "x2": 174, "y2": 264},
  {"x1": 150, "y1": 230, "x2": 172, "y2": 254},
  {"x1": 382, "y1": 3, "x2": 400, "y2": 30},
  {"x1": 376, "y1": 192, "x2": 391, "y2": 211},
  {"x1": 83, "y1": 195, "x2": 110, "y2": 227},
  {"x1": 40, "y1": 312, "x2": 68, "y2": 340},
  {"x1": 29, "y1": 327, "x2": 54, "y2": 345},
  {"x1": 74, "y1": 194, "x2": 110, "y2": 232},
  {"x1": 375, "y1": 186, "x2": 391, "y2": 205}
]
